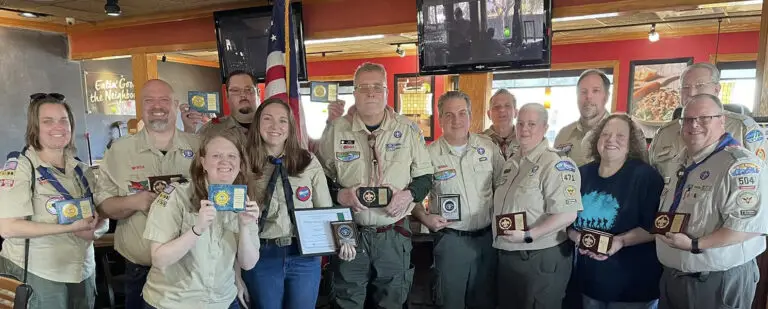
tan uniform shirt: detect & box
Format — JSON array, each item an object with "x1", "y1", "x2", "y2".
[
  {"x1": 95, "y1": 129, "x2": 200, "y2": 266},
  {"x1": 655, "y1": 140, "x2": 768, "y2": 272},
  {"x1": 427, "y1": 134, "x2": 505, "y2": 231},
  {"x1": 554, "y1": 112, "x2": 609, "y2": 167},
  {"x1": 317, "y1": 109, "x2": 434, "y2": 227},
  {"x1": 493, "y1": 140, "x2": 583, "y2": 251},
  {"x1": 0, "y1": 148, "x2": 108, "y2": 282},
  {"x1": 142, "y1": 182, "x2": 252, "y2": 309},
  {"x1": 649, "y1": 111, "x2": 766, "y2": 181},
  {"x1": 251, "y1": 156, "x2": 333, "y2": 239},
  {"x1": 198, "y1": 116, "x2": 248, "y2": 137},
  {"x1": 482, "y1": 126, "x2": 518, "y2": 159}
]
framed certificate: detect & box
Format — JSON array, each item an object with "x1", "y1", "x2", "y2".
[{"x1": 292, "y1": 207, "x2": 355, "y2": 256}]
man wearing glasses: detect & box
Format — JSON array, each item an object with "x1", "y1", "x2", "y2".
[
  {"x1": 317, "y1": 62, "x2": 434, "y2": 309},
  {"x1": 188, "y1": 70, "x2": 261, "y2": 136},
  {"x1": 649, "y1": 63, "x2": 765, "y2": 182},
  {"x1": 655, "y1": 93, "x2": 766, "y2": 309}
]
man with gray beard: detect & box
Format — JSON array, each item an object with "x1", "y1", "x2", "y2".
[{"x1": 95, "y1": 79, "x2": 200, "y2": 309}]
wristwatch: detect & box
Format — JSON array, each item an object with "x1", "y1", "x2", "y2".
[
  {"x1": 691, "y1": 238, "x2": 702, "y2": 254},
  {"x1": 524, "y1": 230, "x2": 533, "y2": 243}
]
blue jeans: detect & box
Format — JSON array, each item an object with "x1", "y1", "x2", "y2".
[
  {"x1": 241, "y1": 242, "x2": 322, "y2": 309},
  {"x1": 143, "y1": 299, "x2": 239, "y2": 309},
  {"x1": 124, "y1": 259, "x2": 150, "y2": 309}
]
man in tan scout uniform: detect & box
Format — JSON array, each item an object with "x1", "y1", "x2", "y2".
[
  {"x1": 555, "y1": 69, "x2": 611, "y2": 166},
  {"x1": 649, "y1": 63, "x2": 765, "y2": 181},
  {"x1": 494, "y1": 103, "x2": 581, "y2": 309},
  {"x1": 95, "y1": 79, "x2": 200, "y2": 309},
  {"x1": 413, "y1": 91, "x2": 504, "y2": 309},
  {"x1": 655, "y1": 94, "x2": 767, "y2": 309},
  {"x1": 186, "y1": 70, "x2": 260, "y2": 136},
  {"x1": 318, "y1": 62, "x2": 434, "y2": 309},
  {"x1": 483, "y1": 89, "x2": 519, "y2": 159}
]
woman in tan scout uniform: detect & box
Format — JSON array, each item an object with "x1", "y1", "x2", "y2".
[
  {"x1": 493, "y1": 103, "x2": 582, "y2": 309},
  {"x1": 0, "y1": 94, "x2": 108, "y2": 309},
  {"x1": 141, "y1": 128, "x2": 261, "y2": 309},
  {"x1": 242, "y1": 98, "x2": 356, "y2": 309}
]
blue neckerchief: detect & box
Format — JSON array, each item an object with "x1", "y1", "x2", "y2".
[{"x1": 36, "y1": 165, "x2": 92, "y2": 200}]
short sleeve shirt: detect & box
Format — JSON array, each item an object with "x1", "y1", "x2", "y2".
[
  {"x1": 554, "y1": 113, "x2": 608, "y2": 167},
  {"x1": 482, "y1": 126, "x2": 518, "y2": 159}
]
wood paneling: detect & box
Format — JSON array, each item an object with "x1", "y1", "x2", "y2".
[
  {"x1": 0, "y1": 16, "x2": 65, "y2": 33},
  {"x1": 71, "y1": 41, "x2": 217, "y2": 60},
  {"x1": 553, "y1": 0, "x2": 739, "y2": 18},
  {"x1": 709, "y1": 53, "x2": 758, "y2": 64},
  {"x1": 131, "y1": 54, "x2": 159, "y2": 121},
  {"x1": 458, "y1": 73, "x2": 492, "y2": 133},
  {"x1": 159, "y1": 55, "x2": 220, "y2": 68}
]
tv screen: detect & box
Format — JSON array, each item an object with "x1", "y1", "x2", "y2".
[
  {"x1": 417, "y1": 0, "x2": 551, "y2": 74},
  {"x1": 214, "y1": 4, "x2": 308, "y2": 83}
]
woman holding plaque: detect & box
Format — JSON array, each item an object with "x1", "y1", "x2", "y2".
[
  {"x1": 242, "y1": 98, "x2": 356, "y2": 309},
  {"x1": 0, "y1": 93, "x2": 108, "y2": 309},
  {"x1": 566, "y1": 114, "x2": 663, "y2": 309},
  {"x1": 141, "y1": 128, "x2": 261, "y2": 309}
]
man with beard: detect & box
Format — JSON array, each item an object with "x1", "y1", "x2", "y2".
[
  {"x1": 95, "y1": 79, "x2": 200, "y2": 309},
  {"x1": 483, "y1": 89, "x2": 518, "y2": 159},
  {"x1": 554, "y1": 69, "x2": 610, "y2": 166},
  {"x1": 649, "y1": 63, "x2": 765, "y2": 181},
  {"x1": 188, "y1": 71, "x2": 260, "y2": 136}
]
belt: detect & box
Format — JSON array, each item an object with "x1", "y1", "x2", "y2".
[
  {"x1": 369, "y1": 218, "x2": 411, "y2": 238},
  {"x1": 673, "y1": 270, "x2": 711, "y2": 280},
  {"x1": 260, "y1": 237, "x2": 295, "y2": 247},
  {"x1": 441, "y1": 226, "x2": 491, "y2": 237}
]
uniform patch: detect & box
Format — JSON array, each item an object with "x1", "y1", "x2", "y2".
[
  {"x1": 566, "y1": 199, "x2": 578, "y2": 205},
  {"x1": 757, "y1": 148, "x2": 766, "y2": 161},
  {"x1": 336, "y1": 151, "x2": 361, "y2": 162},
  {"x1": 745, "y1": 129, "x2": 764, "y2": 144},
  {"x1": 46, "y1": 196, "x2": 66, "y2": 215},
  {"x1": 562, "y1": 173, "x2": 576, "y2": 182},
  {"x1": 296, "y1": 186, "x2": 311, "y2": 201},
  {"x1": 386, "y1": 143, "x2": 401, "y2": 152},
  {"x1": 394, "y1": 131, "x2": 402, "y2": 138},
  {"x1": 565, "y1": 186, "x2": 577, "y2": 197},
  {"x1": 477, "y1": 147, "x2": 485, "y2": 155},
  {"x1": 182, "y1": 149, "x2": 194, "y2": 158},
  {"x1": 555, "y1": 161, "x2": 576, "y2": 172},
  {"x1": 736, "y1": 191, "x2": 759, "y2": 209},
  {"x1": 154, "y1": 185, "x2": 176, "y2": 207},
  {"x1": 730, "y1": 163, "x2": 760, "y2": 176},
  {"x1": 437, "y1": 165, "x2": 448, "y2": 169},
  {"x1": 2, "y1": 160, "x2": 17, "y2": 171},
  {"x1": 556, "y1": 143, "x2": 573, "y2": 154},
  {"x1": 0, "y1": 170, "x2": 14, "y2": 178},
  {"x1": 479, "y1": 157, "x2": 488, "y2": 162},
  {"x1": 131, "y1": 165, "x2": 145, "y2": 171},
  {"x1": 433, "y1": 169, "x2": 457, "y2": 181},
  {"x1": 529, "y1": 166, "x2": 539, "y2": 176},
  {"x1": 340, "y1": 140, "x2": 355, "y2": 145},
  {"x1": 343, "y1": 145, "x2": 355, "y2": 149},
  {"x1": 737, "y1": 176, "x2": 757, "y2": 190},
  {"x1": 699, "y1": 171, "x2": 710, "y2": 180},
  {"x1": 0, "y1": 179, "x2": 14, "y2": 188}
]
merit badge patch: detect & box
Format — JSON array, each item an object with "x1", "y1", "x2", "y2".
[
  {"x1": 336, "y1": 151, "x2": 361, "y2": 162},
  {"x1": 296, "y1": 186, "x2": 311, "y2": 202},
  {"x1": 730, "y1": 163, "x2": 760, "y2": 177},
  {"x1": 182, "y1": 150, "x2": 194, "y2": 158},
  {"x1": 555, "y1": 161, "x2": 576, "y2": 172},
  {"x1": 745, "y1": 129, "x2": 764, "y2": 144},
  {"x1": 699, "y1": 171, "x2": 710, "y2": 180}
]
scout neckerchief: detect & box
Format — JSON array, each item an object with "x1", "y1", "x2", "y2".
[
  {"x1": 488, "y1": 127, "x2": 514, "y2": 159},
  {"x1": 36, "y1": 163, "x2": 92, "y2": 200},
  {"x1": 259, "y1": 156, "x2": 296, "y2": 233},
  {"x1": 367, "y1": 132, "x2": 385, "y2": 186},
  {"x1": 668, "y1": 133, "x2": 738, "y2": 213}
]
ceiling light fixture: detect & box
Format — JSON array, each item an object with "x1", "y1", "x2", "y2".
[
  {"x1": 304, "y1": 34, "x2": 385, "y2": 45},
  {"x1": 19, "y1": 12, "x2": 39, "y2": 18},
  {"x1": 395, "y1": 44, "x2": 405, "y2": 57},
  {"x1": 698, "y1": 0, "x2": 762, "y2": 9},
  {"x1": 552, "y1": 12, "x2": 619, "y2": 22},
  {"x1": 105, "y1": 0, "x2": 121, "y2": 17},
  {"x1": 648, "y1": 24, "x2": 660, "y2": 42}
]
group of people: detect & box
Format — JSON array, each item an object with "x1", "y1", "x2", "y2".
[{"x1": 0, "y1": 60, "x2": 764, "y2": 309}]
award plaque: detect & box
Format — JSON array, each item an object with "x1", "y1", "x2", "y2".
[
  {"x1": 209, "y1": 184, "x2": 247, "y2": 212},
  {"x1": 579, "y1": 228, "x2": 614, "y2": 255},
  {"x1": 357, "y1": 187, "x2": 392, "y2": 208},
  {"x1": 330, "y1": 220, "x2": 358, "y2": 248},
  {"x1": 310, "y1": 82, "x2": 339, "y2": 103},
  {"x1": 55, "y1": 198, "x2": 95, "y2": 225},
  {"x1": 148, "y1": 174, "x2": 183, "y2": 194},
  {"x1": 438, "y1": 194, "x2": 461, "y2": 222},
  {"x1": 188, "y1": 91, "x2": 221, "y2": 113},
  {"x1": 652, "y1": 212, "x2": 690, "y2": 234},
  {"x1": 496, "y1": 212, "x2": 527, "y2": 232}
]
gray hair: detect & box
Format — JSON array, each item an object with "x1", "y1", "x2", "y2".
[
  {"x1": 437, "y1": 91, "x2": 471, "y2": 116},
  {"x1": 519, "y1": 103, "x2": 548, "y2": 124},
  {"x1": 353, "y1": 62, "x2": 387, "y2": 86},
  {"x1": 686, "y1": 93, "x2": 724, "y2": 111},
  {"x1": 680, "y1": 63, "x2": 720, "y2": 83},
  {"x1": 577, "y1": 69, "x2": 610, "y2": 93},
  {"x1": 489, "y1": 89, "x2": 517, "y2": 108}
]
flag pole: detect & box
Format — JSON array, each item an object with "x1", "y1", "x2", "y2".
[{"x1": 284, "y1": 0, "x2": 291, "y2": 99}]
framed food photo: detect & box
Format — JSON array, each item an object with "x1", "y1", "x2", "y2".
[
  {"x1": 628, "y1": 57, "x2": 693, "y2": 137},
  {"x1": 393, "y1": 73, "x2": 435, "y2": 142}
]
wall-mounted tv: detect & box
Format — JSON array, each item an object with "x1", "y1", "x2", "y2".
[
  {"x1": 214, "y1": 4, "x2": 308, "y2": 83},
  {"x1": 417, "y1": 0, "x2": 552, "y2": 75}
]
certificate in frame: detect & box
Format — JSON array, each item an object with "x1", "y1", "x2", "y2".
[{"x1": 292, "y1": 207, "x2": 355, "y2": 256}]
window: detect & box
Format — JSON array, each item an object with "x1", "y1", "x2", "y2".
[
  {"x1": 299, "y1": 83, "x2": 354, "y2": 140},
  {"x1": 717, "y1": 61, "x2": 756, "y2": 112}
]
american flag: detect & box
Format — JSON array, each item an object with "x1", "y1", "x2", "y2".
[{"x1": 265, "y1": 0, "x2": 308, "y2": 147}]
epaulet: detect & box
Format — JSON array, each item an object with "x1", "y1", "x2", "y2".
[
  {"x1": 6, "y1": 151, "x2": 20, "y2": 160},
  {"x1": 724, "y1": 145, "x2": 754, "y2": 161},
  {"x1": 724, "y1": 111, "x2": 757, "y2": 127}
]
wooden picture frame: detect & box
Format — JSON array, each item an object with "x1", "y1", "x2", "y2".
[
  {"x1": 393, "y1": 73, "x2": 435, "y2": 142},
  {"x1": 627, "y1": 57, "x2": 693, "y2": 129}
]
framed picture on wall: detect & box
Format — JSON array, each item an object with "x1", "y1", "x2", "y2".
[
  {"x1": 393, "y1": 73, "x2": 435, "y2": 142},
  {"x1": 627, "y1": 57, "x2": 693, "y2": 133}
]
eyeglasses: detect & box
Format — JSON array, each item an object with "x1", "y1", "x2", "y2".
[
  {"x1": 354, "y1": 84, "x2": 387, "y2": 94},
  {"x1": 680, "y1": 82, "x2": 717, "y2": 92},
  {"x1": 679, "y1": 114, "x2": 723, "y2": 126},
  {"x1": 30, "y1": 93, "x2": 65, "y2": 102},
  {"x1": 228, "y1": 87, "x2": 256, "y2": 97}
]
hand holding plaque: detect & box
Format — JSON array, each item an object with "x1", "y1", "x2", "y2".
[
  {"x1": 496, "y1": 212, "x2": 527, "y2": 232},
  {"x1": 357, "y1": 187, "x2": 392, "y2": 208},
  {"x1": 331, "y1": 220, "x2": 358, "y2": 248},
  {"x1": 209, "y1": 184, "x2": 247, "y2": 212},
  {"x1": 652, "y1": 212, "x2": 690, "y2": 234},
  {"x1": 438, "y1": 194, "x2": 461, "y2": 222},
  {"x1": 148, "y1": 174, "x2": 183, "y2": 194},
  {"x1": 55, "y1": 198, "x2": 95, "y2": 225},
  {"x1": 579, "y1": 228, "x2": 614, "y2": 255}
]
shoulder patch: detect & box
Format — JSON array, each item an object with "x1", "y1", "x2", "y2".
[
  {"x1": 6, "y1": 151, "x2": 20, "y2": 160},
  {"x1": 730, "y1": 162, "x2": 760, "y2": 177},
  {"x1": 745, "y1": 129, "x2": 764, "y2": 144},
  {"x1": 554, "y1": 160, "x2": 577, "y2": 172}
]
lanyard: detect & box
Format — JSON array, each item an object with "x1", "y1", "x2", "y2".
[
  {"x1": 668, "y1": 133, "x2": 738, "y2": 213},
  {"x1": 259, "y1": 156, "x2": 296, "y2": 233},
  {"x1": 36, "y1": 165, "x2": 92, "y2": 200}
]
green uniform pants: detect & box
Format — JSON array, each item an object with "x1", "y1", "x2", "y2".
[
  {"x1": 0, "y1": 256, "x2": 96, "y2": 309},
  {"x1": 330, "y1": 223, "x2": 414, "y2": 309},
  {"x1": 497, "y1": 241, "x2": 573, "y2": 309},
  {"x1": 432, "y1": 227, "x2": 496, "y2": 309},
  {"x1": 659, "y1": 259, "x2": 759, "y2": 309}
]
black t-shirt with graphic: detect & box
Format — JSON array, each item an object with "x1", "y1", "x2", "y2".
[{"x1": 574, "y1": 159, "x2": 664, "y2": 302}]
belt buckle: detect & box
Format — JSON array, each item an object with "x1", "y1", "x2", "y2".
[{"x1": 276, "y1": 237, "x2": 292, "y2": 247}]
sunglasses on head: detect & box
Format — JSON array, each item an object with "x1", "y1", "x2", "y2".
[{"x1": 29, "y1": 93, "x2": 66, "y2": 102}]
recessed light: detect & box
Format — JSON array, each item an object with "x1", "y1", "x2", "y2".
[{"x1": 19, "y1": 12, "x2": 40, "y2": 18}]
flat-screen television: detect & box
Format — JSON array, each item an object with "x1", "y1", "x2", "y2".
[
  {"x1": 417, "y1": 0, "x2": 552, "y2": 75},
  {"x1": 214, "y1": 4, "x2": 308, "y2": 83}
]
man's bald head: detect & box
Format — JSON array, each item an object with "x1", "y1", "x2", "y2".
[{"x1": 141, "y1": 78, "x2": 178, "y2": 133}]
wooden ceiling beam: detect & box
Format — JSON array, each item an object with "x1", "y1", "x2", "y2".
[
  {"x1": 553, "y1": 0, "x2": 743, "y2": 18},
  {"x1": 71, "y1": 41, "x2": 217, "y2": 60},
  {"x1": 157, "y1": 55, "x2": 220, "y2": 68},
  {"x1": 0, "y1": 16, "x2": 65, "y2": 33},
  {"x1": 553, "y1": 21, "x2": 761, "y2": 45}
]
